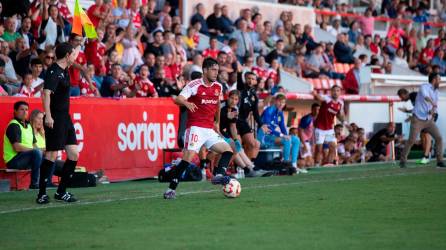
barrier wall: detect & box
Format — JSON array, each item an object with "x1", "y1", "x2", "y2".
[{"x1": 0, "y1": 97, "x2": 180, "y2": 181}]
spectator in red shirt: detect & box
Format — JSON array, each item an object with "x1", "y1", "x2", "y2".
[
  {"x1": 342, "y1": 58, "x2": 361, "y2": 94},
  {"x1": 85, "y1": 29, "x2": 107, "y2": 76},
  {"x1": 252, "y1": 55, "x2": 269, "y2": 81},
  {"x1": 202, "y1": 37, "x2": 220, "y2": 59},
  {"x1": 79, "y1": 64, "x2": 100, "y2": 97},
  {"x1": 419, "y1": 39, "x2": 435, "y2": 66},
  {"x1": 87, "y1": 0, "x2": 109, "y2": 28},
  {"x1": 17, "y1": 72, "x2": 40, "y2": 97},
  {"x1": 129, "y1": 64, "x2": 158, "y2": 97},
  {"x1": 68, "y1": 34, "x2": 90, "y2": 96}
]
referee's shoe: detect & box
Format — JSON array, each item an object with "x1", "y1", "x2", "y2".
[{"x1": 54, "y1": 192, "x2": 78, "y2": 202}]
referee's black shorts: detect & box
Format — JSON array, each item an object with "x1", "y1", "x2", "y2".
[
  {"x1": 45, "y1": 113, "x2": 77, "y2": 151},
  {"x1": 236, "y1": 120, "x2": 253, "y2": 137}
]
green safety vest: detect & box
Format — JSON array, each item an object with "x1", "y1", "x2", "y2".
[
  {"x1": 3, "y1": 119, "x2": 34, "y2": 163},
  {"x1": 35, "y1": 132, "x2": 45, "y2": 149}
]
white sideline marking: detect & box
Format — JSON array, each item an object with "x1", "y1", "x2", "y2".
[{"x1": 0, "y1": 171, "x2": 430, "y2": 215}]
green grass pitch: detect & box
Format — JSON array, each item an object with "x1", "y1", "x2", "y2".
[{"x1": 0, "y1": 162, "x2": 445, "y2": 250}]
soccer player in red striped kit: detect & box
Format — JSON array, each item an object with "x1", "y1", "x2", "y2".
[
  {"x1": 313, "y1": 85, "x2": 349, "y2": 166},
  {"x1": 163, "y1": 57, "x2": 233, "y2": 199}
]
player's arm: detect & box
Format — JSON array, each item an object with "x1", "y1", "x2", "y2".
[
  {"x1": 174, "y1": 95, "x2": 197, "y2": 112},
  {"x1": 214, "y1": 104, "x2": 221, "y2": 133},
  {"x1": 312, "y1": 90, "x2": 324, "y2": 102},
  {"x1": 42, "y1": 89, "x2": 54, "y2": 128}
]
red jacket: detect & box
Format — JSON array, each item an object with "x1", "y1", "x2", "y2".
[{"x1": 342, "y1": 68, "x2": 359, "y2": 94}]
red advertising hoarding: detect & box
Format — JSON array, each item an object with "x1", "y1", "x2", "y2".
[{"x1": 0, "y1": 97, "x2": 180, "y2": 181}]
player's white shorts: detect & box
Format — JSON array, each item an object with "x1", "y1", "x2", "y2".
[
  {"x1": 183, "y1": 126, "x2": 227, "y2": 153},
  {"x1": 315, "y1": 128, "x2": 336, "y2": 145},
  {"x1": 300, "y1": 141, "x2": 313, "y2": 158}
]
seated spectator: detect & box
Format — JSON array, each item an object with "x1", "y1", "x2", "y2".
[
  {"x1": 231, "y1": 19, "x2": 254, "y2": 63},
  {"x1": 79, "y1": 64, "x2": 101, "y2": 97},
  {"x1": 206, "y1": 3, "x2": 224, "y2": 38},
  {"x1": 220, "y1": 5, "x2": 235, "y2": 35},
  {"x1": 3, "y1": 101, "x2": 42, "y2": 189},
  {"x1": 29, "y1": 109, "x2": 56, "y2": 187},
  {"x1": 0, "y1": 41, "x2": 21, "y2": 87},
  {"x1": 348, "y1": 21, "x2": 361, "y2": 44},
  {"x1": 338, "y1": 136, "x2": 361, "y2": 164},
  {"x1": 393, "y1": 47, "x2": 409, "y2": 68},
  {"x1": 307, "y1": 44, "x2": 344, "y2": 79},
  {"x1": 190, "y1": 3, "x2": 209, "y2": 35},
  {"x1": 2, "y1": 17, "x2": 21, "y2": 44},
  {"x1": 257, "y1": 94, "x2": 302, "y2": 172},
  {"x1": 366, "y1": 122, "x2": 396, "y2": 162},
  {"x1": 17, "y1": 72, "x2": 41, "y2": 97},
  {"x1": 220, "y1": 90, "x2": 263, "y2": 177},
  {"x1": 202, "y1": 37, "x2": 220, "y2": 59},
  {"x1": 431, "y1": 49, "x2": 446, "y2": 76},
  {"x1": 152, "y1": 66, "x2": 180, "y2": 97},
  {"x1": 252, "y1": 55, "x2": 269, "y2": 82},
  {"x1": 300, "y1": 24, "x2": 318, "y2": 54},
  {"x1": 101, "y1": 63, "x2": 131, "y2": 97},
  {"x1": 265, "y1": 39, "x2": 287, "y2": 65},
  {"x1": 182, "y1": 27, "x2": 198, "y2": 58},
  {"x1": 334, "y1": 33, "x2": 355, "y2": 64}
]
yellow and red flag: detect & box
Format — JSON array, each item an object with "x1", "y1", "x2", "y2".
[{"x1": 72, "y1": 0, "x2": 97, "y2": 38}]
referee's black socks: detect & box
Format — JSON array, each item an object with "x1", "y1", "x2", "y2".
[
  {"x1": 169, "y1": 160, "x2": 190, "y2": 190},
  {"x1": 56, "y1": 159, "x2": 77, "y2": 195},
  {"x1": 38, "y1": 159, "x2": 55, "y2": 197}
]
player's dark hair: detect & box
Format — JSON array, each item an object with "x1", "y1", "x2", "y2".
[
  {"x1": 311, "y1": 103, "x2": 320, "y2": 109},
  {"x1": 429, "y1": 72, "x2": 440, "y2": 83},
  {"x1": 244, "y1": 71, "x2": 255, "y2": 78},
  {"x1": 228, "y1": 89, "x2": 240, "y2": 98},
  {"x1": 190, "y1": 71, "x2": 203, "y2": 80},
  {"x1": 331, "y1": 85, "x2": 342, "y2": 90},
  {"x1": 397, "y1": 88, "x2": 408, "y2": 96},
  {"x1": 14, "y1": 101, "x2": 29, "y2": 111},
  {"x1": 202, "y1": 57, "x2": 219, "y2": 70},
  {"x1": 55, "y1": 42, "x2": 74, "y2": 60}
]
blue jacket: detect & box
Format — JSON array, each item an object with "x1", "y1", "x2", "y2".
[{"x1": 261, "y1": 105, "x2": 287, "y2": 137}]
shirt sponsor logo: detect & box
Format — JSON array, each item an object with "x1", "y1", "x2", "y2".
[{"x1": 201, "y1": 99, "x2": 218, "y2": 105}]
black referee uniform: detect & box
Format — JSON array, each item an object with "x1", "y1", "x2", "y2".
[
  {"x1": 44, "y1": 63, "x2": 78, "y2": 150},
  {"x1": 37, "y1": 43, "x2": 78, "y2": 204}
]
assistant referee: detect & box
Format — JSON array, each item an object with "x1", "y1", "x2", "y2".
[{"x1": 36, "y1": 43, "x2": 80, "y2": 204}]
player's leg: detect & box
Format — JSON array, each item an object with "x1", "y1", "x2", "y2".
[
  {"x1": 423, "y1": 121, "x2": 444, "y2": 166},
  {"x1": 164, "y1": 127, "x2": 203, "y2": 199},
  {"x1": 419, "y1": 131, "x2": 431, "y2": 164},
  {"x1": 36, "y1": 150, "x2": 57, "y2": 204},
  {"x1": 207, "y1": 131, "x2": 233, "y2": 185},
  {"x1": 314, "y1": 129, "x2": 325, "y2": 166},
  {"x1": 400, "y1": 118, "x2": 425, "y2": 168},
  {"x1": 290, "y1": 135, "x2": 302, "y2": 171},
  {"x1": 53, "y1": 144, "x2": 79, "y2": 202}
]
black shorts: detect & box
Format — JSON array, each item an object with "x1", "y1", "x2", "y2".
[
  {"x1": 368, "y1": 146, "x2": 387, "y2": 162},
  {"x1": 236, "y1": 120, "x2": 253, "y2": 136},
  {"x1": 45, "y1": 113, "x2": 77, "y2": 151}
]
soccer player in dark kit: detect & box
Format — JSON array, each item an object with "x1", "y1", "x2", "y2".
[{"x1": 36, "y1": 43, "x2": 80, "y2": 204}]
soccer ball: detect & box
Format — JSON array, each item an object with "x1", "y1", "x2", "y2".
[{"x1": 222, "y1": 179, "x2": 241, "y2": 198}]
